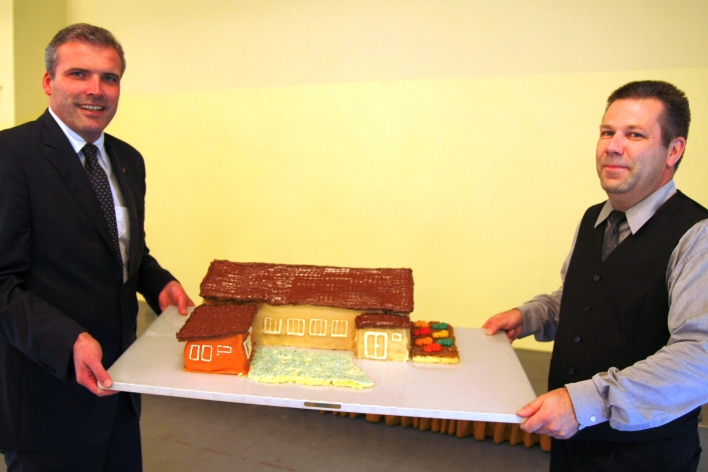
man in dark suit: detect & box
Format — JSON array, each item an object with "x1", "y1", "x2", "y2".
[{"x1": 0, "y1": 24, "x2": 193, "y2": 471}]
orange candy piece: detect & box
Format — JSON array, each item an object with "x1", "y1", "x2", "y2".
[{"x1": 414, "y1": 337, "x2": 433, "y2": 346}]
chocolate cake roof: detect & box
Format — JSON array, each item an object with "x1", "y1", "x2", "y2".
[
  {"x1": 200, "y1": 260, "x2": 414, "y2": 314},
  {"x1": 355, "y1": 313, "x2": 411, "y2": 329},
  {"x1": 176, "y1": 304, "x2": 258, "y2": 341}
]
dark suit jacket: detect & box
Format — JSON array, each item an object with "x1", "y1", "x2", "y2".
[{"x1": 0, "y1": 110, "x2": 176, "y2": 452}]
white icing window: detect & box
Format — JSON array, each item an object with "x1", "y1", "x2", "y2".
[
  {"x1": 364, "y1": 332, "x2": 388, "y2": 359},
  {"x1": 309, "y1": 318, "x2": 327, "y2": 336},
  {"x1": 243, "y1": 335, "x2": 253, "y2": 358},
  {"x1": 200, "y1": 345, "x2": 213, "y2": 362},
  {"x1": 188, "y1": 344, "x2": 200, "y2": 361},
  {"x1": 391, "y1": 333, "x2": 402, "y2": 342},
  {"x1": 216, "y1": 345, "x2": 232, "y2": 355},
  {"x1": 263, "y1": 317, "x2": 282, "y2": 334},
  {"x1": 331, "y1": 320, "x2": 348, "y2": 338},
  {"x1": 286, "y1": 318, "x2": 306, "y2": 336},
  {"x1": 189, "y1": 344, "x2": 214, "y2": 362}
]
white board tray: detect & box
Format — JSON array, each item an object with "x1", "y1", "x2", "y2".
[{"x1": 107, "y1": 306, "x2": 536, "y2": 423}]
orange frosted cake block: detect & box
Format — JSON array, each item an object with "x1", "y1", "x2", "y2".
[{"x1": 176, "y1": 304, "x2": 258, "y2": 375}]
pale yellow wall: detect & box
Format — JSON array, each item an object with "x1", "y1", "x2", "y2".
[
  {"x1": 10, "y1": 1, "x2": 708, "y2": 352},
  {"x1": 105, "y1": 70, "x2": 708, "y2": 354},
  {"x1": 13, "y1": 0, "x2": 67, "y2": 125},
  {"x1": 66, "y1": 0, "x2": 708, "y2": 92},
  {"x1": 0, "y1": 0, "x2": 14, "y2": 130}
]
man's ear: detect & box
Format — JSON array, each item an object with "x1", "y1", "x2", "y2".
[
  {"x1": 666, "y1": 136, "x2": 686, "y2": 168},
  {"x1": 42, "y1": 72, "x2": 53, "y2": 97}
]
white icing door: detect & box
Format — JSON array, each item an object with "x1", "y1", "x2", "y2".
[{"x1": 364, "y1": 332, "x2": 388, "y2": 359}]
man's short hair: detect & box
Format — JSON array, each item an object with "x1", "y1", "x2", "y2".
[
  {"x1": 45, "y1": 23, "x2": 126, "y2": 78},
  {"x1": 606, "y1": 80, "x2": 690, "y2": 151}
]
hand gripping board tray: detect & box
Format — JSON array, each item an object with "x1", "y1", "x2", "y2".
[{"x1": 107, "y1": 306, "x2": 536, "y2": 423}]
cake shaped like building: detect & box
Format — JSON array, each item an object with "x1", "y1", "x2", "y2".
[
  {"x1": 198, "y1": 260, "x2": 414, "y2": 361},
  {"x1": 176, "y1": 304, "x2": 258, "y2": 375}
]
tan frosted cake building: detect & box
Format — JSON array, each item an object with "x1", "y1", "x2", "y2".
[
  {"x1": 199, "y1": 260, "x2": 414, "y2": 361},
  {"x1": 355, "y1": 314, "x2": 412, "y2": 361},
  {"x1": 177, "y1": 260, "x2": 459, "y2": 377}
]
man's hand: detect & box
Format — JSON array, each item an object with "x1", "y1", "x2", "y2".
[
  {"x1": 482, "y1": 308, "x2": 523, "y2": 342},
  {"x1": 158, "y1": 280, "x2": 194, "y2": 316},
  {"x1": 73, "y1": 332, "x2": 117, "y2": 397},
  {"x1": 517, "y1": 388, "x2": 580, "y2": 439}
]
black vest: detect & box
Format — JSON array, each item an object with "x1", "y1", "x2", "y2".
[{"x1": 549, "y1": 191, "x2": 708, "y2": 441}]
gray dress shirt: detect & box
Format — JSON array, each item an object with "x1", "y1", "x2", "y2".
[{"x1": 518, "y1": 180, "x2": 708, "y2": 431}]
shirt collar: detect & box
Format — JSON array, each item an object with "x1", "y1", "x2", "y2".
[
  {"x1": 47, "y1": 107, "x2": 106, "y2": 161},
  {"x1": 594, "y1": 180, "x2": 677, "y2": 234}
]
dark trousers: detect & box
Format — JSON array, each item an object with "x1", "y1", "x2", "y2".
[
  {"x1": 2, "y1": 393, "x2": 142, "y2": 472},
  {"x1": 550, "y1": 427, "x2": 701, "y2": 472}
]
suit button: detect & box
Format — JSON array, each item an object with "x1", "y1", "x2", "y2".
[
  {"x1": 568, "y1": 368, "x2": 575, "y2": 375},
  {"x1": 593, "y1": 275, "x2": 601, "y2": 282},
  {"x1": 574, "y1": 336, "x2": 581, "y2": 343},
  {"x1": 583, "y1": 305, "x2": 591, "y2": 312}
]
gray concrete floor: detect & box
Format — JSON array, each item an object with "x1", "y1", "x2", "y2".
[{"x1": 139, "y1": 395, "x2": 549, "y2": 472}]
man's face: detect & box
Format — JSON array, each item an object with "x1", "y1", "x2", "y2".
[
  {"x1": 595, "y1": 98, "x2": 683, "y2": 211},
  {"x1": 42, "y1": 41, "x2": 122, "y2": 143}
]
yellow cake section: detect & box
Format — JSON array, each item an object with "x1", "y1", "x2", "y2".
[
  {"x1": 355, "y1": 327, "x2": 410, "y2": 362},
  {"x1": 411, "y1": 353, "x2": 459, "y2": 364},
  {"x1": 252, "y1": 304, "x2": 364, "y2": 351}
]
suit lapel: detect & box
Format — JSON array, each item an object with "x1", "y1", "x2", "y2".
[{"x1": 39, "y1": 111, "x2": 121, "y2": 272}]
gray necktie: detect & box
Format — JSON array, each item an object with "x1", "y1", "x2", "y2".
[
  {"x1": 602, "y1": 210, "x2": 626, "y2": 261},
  {"x1": 83, "y1": 143, "x2": 122, "y2": 265}
]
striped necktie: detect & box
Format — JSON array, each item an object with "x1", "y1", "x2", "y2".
[
  {"x1": 602, "y1": 210, "x2": 626, "y2": 261},
  {"x1": 82, "y1": 143, "x2": 122, "y2": 265}
]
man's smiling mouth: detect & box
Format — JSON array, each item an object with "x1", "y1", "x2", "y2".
[{"x1": 80, "y1": 104, "x2": 105, "y2": 111}]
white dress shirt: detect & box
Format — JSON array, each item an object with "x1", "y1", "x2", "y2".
[{"x1": 48, "y1": 108, "x2": 130, "y2": 281}]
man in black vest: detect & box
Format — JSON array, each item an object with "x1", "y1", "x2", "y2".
[{"x1": 484, "y1": 80, "x2": 707, "y2": 471}]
